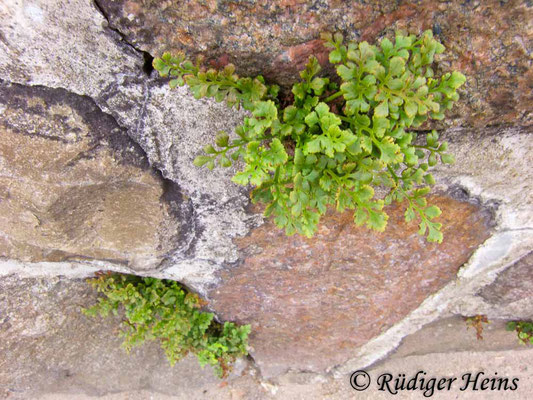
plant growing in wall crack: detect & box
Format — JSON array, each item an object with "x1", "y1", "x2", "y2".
[
  {"x1": 506, "y1": 321, "x2": 533, "y2": 345},
  {"x1": 154, "y1": 30, "x2": 465, "y2": 242},
  {"x1": 83, "y1": 273, "x2": 250, "y2": 377}
]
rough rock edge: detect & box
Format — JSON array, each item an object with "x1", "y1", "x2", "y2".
[
  {"x1": 329, "y1": 127, "x2": 532, "y2": 378},
  {"x1": 87, "y1": 3, "x2": 264, "y2": 293},
  {"x1": 92, "y1": 0, "x2": 152, "y2": 66},
  {"x1": 1, "y1": 0, "x2": 530, "y2": 385},
  {"x1": 245, "y1": 127, "x2": 532, "y2": 383},
  {"x1": 0, "y1": 0, "x2": 260, "y2": 294}
]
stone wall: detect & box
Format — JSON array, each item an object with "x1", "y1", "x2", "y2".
[
  {"x1": 0, "y1": 0, "x2": 531, "y2": 396},
  {"x1": 97, "y1": 0, "x2": 533, "y2": 128}
]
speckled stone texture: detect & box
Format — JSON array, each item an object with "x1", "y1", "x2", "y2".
[
  {"x1": 0, "y1": 0, "x2": 143, "y2": 98},
  {"x1": 0, "y1": 276, "x2": 233, "y2": 399},
  {"x1": 209, "y1": 193, "x2": 493, "y2": 377},
  {"x1": 97, "y1": 0, "x2": 532, "y2": 128},
  {"x1": 480, "y1": 252, "x2": 533, "y2": 307},
  {"x1": 0, "y1": 80, "x2": 179, "y2": 270},
  {"x1": 3, "y1": 279, "x2": 530, "y2": 400},
  {"x1": 0, "y1": 0, "x2": 531, "y2": 392}
]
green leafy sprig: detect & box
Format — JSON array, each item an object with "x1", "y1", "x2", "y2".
[
  {"x1": 83, "y1": 274, "x2": 250, "y2": 378},
  {"x1": 153, "y1": 52, "x2": 279, "y2": 110},
  {"x1": 154, "y1": 30, "x2": 466, "y2": 243},
  {"x1": 506, "y1": 321, "x2": 533, "y2": 345}
]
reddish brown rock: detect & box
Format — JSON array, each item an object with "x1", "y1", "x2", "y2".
[
  {"x1": 209, "y1": 195, "x2": 493, "y2": 376},
  {"x1": 97, "y1": 0, "x2": 532, "y2": 128}
]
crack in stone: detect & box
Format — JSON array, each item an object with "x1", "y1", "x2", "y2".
[
  {"x1": 92, "y1": 0, "x2": 155, "y2": 75},
  {"x1": 501, "y1": 227, "x2": 533, "y2": 232},
  {"x1": 87, "y1": 2, "x2": 226, "y2": 284},
  {"x1": 1, "y1": 6, "x2": 262, "y2": 376},
  {"x1": 0, "y1": 3, "x2": 529, "y2": 388}
]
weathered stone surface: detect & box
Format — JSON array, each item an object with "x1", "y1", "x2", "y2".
[
  {"x1": 332, "y1": 127, "x2": 532, "y2": 376},
  {"x1": 0, "y1": 276, "x2": 245, "y2": 399},
  {"x1": 432, "y1": 127, "x2": 533, "y2": 230},
  {"x1": 209, "y1": 194, "x2": 493, "y2": 377},
  {"x1": 4, "y1": 277, "x2": 532, "y2": 400},
  {"x1": 391, "y1": 316, "x2": 525, "y2": 358},
  {"x1": 24, "y1": 338, "x2": 533, "y2": 399},
  {"x1": 0, "y1": 0, "x2": 531, "y2": 388},
  {"x1": 352, "y1": 338, "x2": 533, "y2": 400},
  {"x1": 95, "y1": 78, "x2": 260, "y2": 290},
  {"x1": 0, "y1": 81, "x2": 179, "y2": 270},
  {"x1": 481, "y1": 252, "x2": 533, "y2": 307},
  {"x1": 0, "y1": 0, "x2": 258, "y2": 291},
  {"x1": 0, "y1": 0, "x2": 529, "y2": 296},
  {"x1": 453, "y1": 252, "x2": 533, "y2": 321},
  {"x1": 98, "y1": 0, "x2": 532, "y2": 127},
  {"x1": 0, "y1": 0, "x2": 143, "y2": 98}
]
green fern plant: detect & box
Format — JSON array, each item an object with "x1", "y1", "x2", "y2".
[
  {"x1": 82, "y1": 273, "x2": 250, "y2": 377},
  {"x1": 154, "y1": 30, "x2": 465, "y2": 242}
]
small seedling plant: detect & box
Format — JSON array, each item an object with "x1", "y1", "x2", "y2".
[
  {"x1": 506, "y1": 321, "x2": 533, "y2": 345},
  {"x1": 465, "y1": 315, "x2": 489, "y2": 340},
  {"x1": 83, "y1": 273, "x2": 250, "y2": 377},
  {"x1": 154, "y1": 30, "x2": 466, "y2": 242}
]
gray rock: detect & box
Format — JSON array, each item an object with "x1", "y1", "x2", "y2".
[
  {"x1": 98, "y1": 80, "x2": 261, "y2": 291},
  {"x1": 3, "y1": 286, "x2": 531, "y2": 400},
  {"x1": 481, "y1": 253, "x2": 533, "y2": 308},
  {"x1": 390, "y1": 316, "x2": 525, "y2": 358},
  {"x1": 0, "y1": 0, "x2": 263, "y2": 293},
  {"x1": 434, "y1": 127, "x2": 533, "y2": 322},
  {"x1": 433, "y1": 127, "x2": 533, "y2": 231},
  {"x1": 0, "y1": 275, "x2": 242, "y2": 399},
  {"x1": 0, "y1": 0, "x2": 143, "y2": 98},
  {"x1": 452, "y1": 252, "x2": 533, "y2": 322},
  {"x1": 0, "y1": 80, "x2": 179, "y2": 272}
]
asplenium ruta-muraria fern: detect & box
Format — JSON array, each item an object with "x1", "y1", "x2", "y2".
[
  {"x1": 83, "y1": 274, "x2": 250, "y2": 378},
  {"x1": 153, "y1": 30, "x2": 466, "y2": 243}
]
